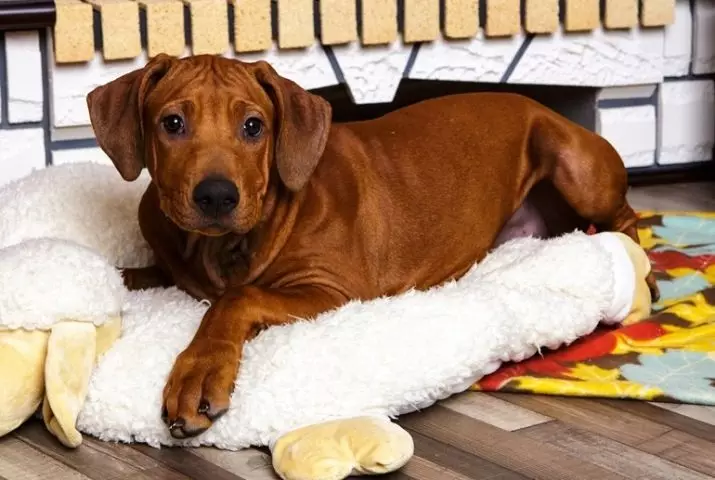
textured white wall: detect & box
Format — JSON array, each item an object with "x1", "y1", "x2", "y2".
[{"x1": 0, "y1": 13, "x2": 712, "y2": 188}]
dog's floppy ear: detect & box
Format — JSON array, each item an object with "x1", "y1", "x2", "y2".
[
  {"x1": 251, "y1": 61, "x2": 332, "y2": 192},
  {"x1": 86, "y1": 54, "x2": 174, "y2": 181}
]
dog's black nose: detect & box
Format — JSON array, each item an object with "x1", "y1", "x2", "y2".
[{"x1": 193, "y1": 178, "x2": 239, "y2": 217}]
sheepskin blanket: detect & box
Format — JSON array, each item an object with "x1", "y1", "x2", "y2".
[{"x1": 0, "y1": 163, "x2": 639, "y2": 450}]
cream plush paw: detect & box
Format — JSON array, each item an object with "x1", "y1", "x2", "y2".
[
  {"x1": 271, "y1": 416, "x2": 414, "y2": 480},
  {"x1": 0, "y1": 329, "x2": 49, "y2": 437},
  {"x1": 42, "y1": 316, "x2": 122, "y2": 448},
  {"x1": 611, "y1": 232, "x2": 653, "y2": 325}
]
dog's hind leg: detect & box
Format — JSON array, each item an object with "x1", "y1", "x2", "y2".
[{"x1": 531, "y1": 113, "x2": 660, "y2": 301}]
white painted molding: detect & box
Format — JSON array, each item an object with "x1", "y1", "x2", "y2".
[{"x1": 596, "y1": 85, "x2": 657, "y2": 101}]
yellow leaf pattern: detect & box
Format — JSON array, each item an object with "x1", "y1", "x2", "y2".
[{"x1": 474, "y1": 212, "x2": 715, "y2": 406}]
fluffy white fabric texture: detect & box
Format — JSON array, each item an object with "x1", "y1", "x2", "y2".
[
  {"x1": 0, "y1": 238, "x2": 124, "y2": 330},
  {"x1": 0, "y1": 163, "x2": 635, "y2": 450},
  {"x1": 78, "y1": 232, "x2": 632, "y2": 450},
  {"x1": 0, "y1": 163, "x2": 153, "y2": 268}
]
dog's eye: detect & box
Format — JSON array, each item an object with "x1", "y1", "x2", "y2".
[
  {"x1": 161, "y1": 115, "x2": 185, "y2": 135},
  {"x1": 243, "y1": 117, "x2": 263, "y2": 138}
]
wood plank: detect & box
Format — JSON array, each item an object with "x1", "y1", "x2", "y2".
[
  {"x1": 628, "y1": 182, "x2": 715, "y2": 212},
  {"x1": 360, "y1": 0, "x2": 398, "y2": 44},
  {"x1": 641, "y1": 0, "x2": 675, "y2": 26},
  {"x1": 403, "y1": 0, "x2": 440, "y2": 43},
  {"x1": 131, "y1": 444, "x2": 241, "y2": 480},
  {"x1": 521, "y1": 420, "x2": 710, "y2": 480},
  {"x1": 183, "y1": 0, "x2": 229, "y2": 55},
  {"x1": 399, "y1": 405, "x2": 627, "y2": 479},
  {"x1": 191, "y1": 447, "x2": 278, "y2": 479},
  {"x1": 603, "y1": 0, "x2": 638, "y2": 29},
  {"x1": 139, "y1": 0, "x2": 185, "y2": 57},
  {"x1": 441, "y1": 392, "x2": 551, "y2": 431},
  {"x1": 485, "y1": 0, "x2": 521, "y2": 37},
  {"x1": 443, "y1": 0, "x2": 478, "y2": 38},
  {"x1": 638, "y1": 430, "x2": 715, "y2": 477},
  {"x1": 599, "y1": 399, "x2": 715, "y2": 443},
  {"x1": 54, "y1": 0, "x2": 95, "y2": 63},
  {"x1": 13, "y1": 421, "x2": 143, "y2": 479},
  {"x1": 382, "y1": 472, "x2": 417, "y2": 480},
  {"x1": 277, "y1": 0, "x2": 314, "y2": 48},
  {"x1": 320, "y1": 0, "x2": 357, "y2": 45},
  {"x1": 410, "y1": 430, "x2": 527, "y2": 479},
  {"x1": 493, "y1": 394, "x2": 671, "y2": 445},
  {"x1": 0, "y1": 437, "x2": 91, "y2": 480},
  {"x1": 524, "y1": 0, "x2": 559, "y2": 33},
  {"x1": 121, "y1": 466, "x2": 191, "y2": 479},
  {"x1": 651, "y1": 403, "x2": 715, "y2": 426},
  {"x1": 498, "y1": 395, "x2": 715, "y2": 475},
  {"x1": 86, "y1": 0, "x2": 142, "y2": 60},
  {"x1": 232, "y1": 0, "x2": 272, "y2": 52},
  {"x1": 563, "y1": 0, "x2": 600, "y2": 31},
  {"x1": 81, "y1": 437, "x2": 160, "y2": 471},
  {"x1": 403, "y1": 456, "x2": 477, "y2": 480}
]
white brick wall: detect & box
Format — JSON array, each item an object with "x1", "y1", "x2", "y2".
[
  {"x1": 0, "y1": 17, "x2": 713, "y2": 189},
  {"x1": 663, "y1": 0, "x2": 693, "y2": 77},
  {"x1": 658, "y1": 80, "x2": 715, "y2": 165},
  {"x1": 50, "y1": 51, "x2": 149, "y2": 128},
  {"x1": 508, "y1": 27, "x2": 664, "y2": 87},
  {"x1": 52, "y1": 147, "x2": 112, "y2": 166},
  {"x1": 409, "y1": 27, "x2": 665, "y2": 88},
  {"x1": 0, "y1": 129, "x2": 45, "y2": 184},
  {"x1": 598, "y1": 106, "x2": 657, "y2": 169},
  {"x1": 5, "y1": 31, "x2": 43, "y2": 123},
  {"x1": 693, "y1": 0, "x2": 715, "y2": 75},
  {"x1": 50, "y1": 43, "x2": 338, "y2": 128}
]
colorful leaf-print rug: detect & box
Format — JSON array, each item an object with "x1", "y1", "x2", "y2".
[{"x1": 474, "y1": 211, "x2": 715, "y2": 405}]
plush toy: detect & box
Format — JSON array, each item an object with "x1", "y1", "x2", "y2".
[{"x1": 0, "y1": 163, "x2": 653, "y2": 480}]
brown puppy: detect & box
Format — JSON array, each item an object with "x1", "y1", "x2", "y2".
[{"x1": 87, "y1": 54, "x2": 658, "y2": 438}]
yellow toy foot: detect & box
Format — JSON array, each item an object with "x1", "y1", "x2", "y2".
[
  {"x1": 271, "y1": 416, "x2": 414, "y2": 480},
  {"x1": 611, "y1": 232, "x2": 653, "y2": 325}
]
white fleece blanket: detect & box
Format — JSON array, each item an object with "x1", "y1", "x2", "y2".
[{"x1": 0, "y1": 163, "x2": 635, "y2": 450}]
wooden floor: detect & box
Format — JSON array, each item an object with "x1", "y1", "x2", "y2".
[{"x1": 2, "y1": 182, "x2": 715, "y2": 480}]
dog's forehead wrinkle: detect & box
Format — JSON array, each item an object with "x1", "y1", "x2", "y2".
[{"x1": 152, "y1": 60, "x2": 261, "y2": 119}]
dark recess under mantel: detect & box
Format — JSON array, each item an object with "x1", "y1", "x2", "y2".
[{"x1": 0, "y1": 0, "x2": 55, "y2": 31}]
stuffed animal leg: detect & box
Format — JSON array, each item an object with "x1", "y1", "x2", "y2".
[
  {"x1": 0, "y1": 163, "x2": 657, "y2": 480},
  {"x1": 267, "y1": 231, "x2": 653, "y2": 480},
  {"x1": 42, "y1": 317, "x2": 122, "y2": 447},
  {"x1": 0, "y1": 239, "x2": 125, "y2": 446},
  {"x1": 271, "y1": 416, "x2": 413, "y2": 480},
  {"x1": 77, "y1": 230, "x2": 653, "y2": 480}
]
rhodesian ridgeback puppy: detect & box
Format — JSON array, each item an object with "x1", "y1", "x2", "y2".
[{"x1": 87, "y1": 53, "x2": 658, "y2": 438}]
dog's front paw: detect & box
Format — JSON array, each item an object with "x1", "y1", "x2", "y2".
[{"x1": 162, "y1": 339, "x2": 239, "y2": 438}]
